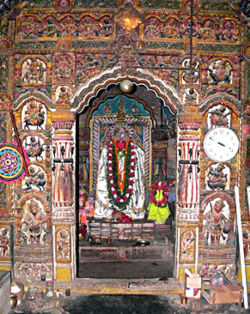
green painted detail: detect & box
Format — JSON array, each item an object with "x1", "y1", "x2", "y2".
[
  {"x1": 25, "y1": 0, "x2": 53, "y2": 8},
  {"x1": 0, "y1": 56, "x2": 8, "y2": 91},
  {"x1": 74, "y1": 0, "x2": 117, "y2": 8},
  {"x1": 144, "y1": 41, "x2": 185, "y2": 50},
  {"x1": 15, "y1": 41, "x2": 57, "y2": 50},
  {"x1": 198, "y1": 43, "x2": 241, "y2": 53},
  {"x1": 73, "y1": 41, "x2": 110, "y2": 49},
  {"x1": 138, "y1": 0, "x2": 181, "y2": 10},
  {"x1": 200, "y1": 1, "x2": 238, "y2": 13}
]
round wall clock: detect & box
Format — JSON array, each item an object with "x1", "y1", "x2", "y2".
[{"x1": 204, "y1": 127, "x2": 239, "y2": 162}]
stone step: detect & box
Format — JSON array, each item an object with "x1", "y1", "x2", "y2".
[{"x1": 79, "y1": 242, "x2": 173, "y2": 262}]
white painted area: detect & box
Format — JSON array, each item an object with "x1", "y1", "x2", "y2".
[{"x1": 235, "y1": 185, "x2": 248, "y2": 310}]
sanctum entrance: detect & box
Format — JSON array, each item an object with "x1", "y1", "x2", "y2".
[{"x1": 75, "y1": 78, "x2": 178, "y2": 279}]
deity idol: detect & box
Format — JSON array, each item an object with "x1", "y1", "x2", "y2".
[{"x1": 95, "y1": 128, "x2": 145, "y2": 220}]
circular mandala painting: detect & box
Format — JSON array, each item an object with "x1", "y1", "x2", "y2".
[{"x1": 0, "y1": 143, "x2": 26, "y2": 183}]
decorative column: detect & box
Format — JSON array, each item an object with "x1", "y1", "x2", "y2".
[
  {"x1": 51, "y1": 101, "x2": 76, "y2": 281},
  {"x1": 175, "y1": 121, "x2": 201, "y2": 280}
]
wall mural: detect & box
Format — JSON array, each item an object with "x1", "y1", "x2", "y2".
[{"x1": 0, "y1": 0, "x2": 248, "y2": 285}]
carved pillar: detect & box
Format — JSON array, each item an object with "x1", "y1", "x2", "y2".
[
  {"x1": 175, "y1": 121, "x2": 201, "y2": 280},
  {"x1": 52, "y1": 103, "x2": 76, "y2": 281}
]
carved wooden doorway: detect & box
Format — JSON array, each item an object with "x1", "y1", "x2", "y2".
[{"x1": 76, "y1": 81, "x2": 177, "y2": 279}]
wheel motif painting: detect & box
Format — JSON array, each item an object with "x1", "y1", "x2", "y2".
[{"x1": 0, "y1": 143, "x2": 26, "y2": 183}]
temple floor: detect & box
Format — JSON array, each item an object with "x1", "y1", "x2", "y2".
[
  {"x1": 78, "y1": 260, "x2": 174, "y2": 279},
  {"x1": 78, "y1": 222, "x2": 174, "y2": 279}
]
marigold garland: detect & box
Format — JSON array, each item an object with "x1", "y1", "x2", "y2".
[
  {"x1": 106, "y1": 138, "x2": 135, "y2": 211},
  {"x1": 150, "y1": 181, "x2": 169, "y2": 207}
]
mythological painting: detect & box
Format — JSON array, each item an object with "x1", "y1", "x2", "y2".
[
  {"x1": 56, "y1": 228, "x2": 71, "y2": 262},
  {"x1": 0, "y1": 226, "x2": 9, "y2": 257},
  {"x1": 206, "y1": 163, "x2": 230, "y2": 191},
  {"x1": 179, "y1": 229, "x2": 195, "y2": 263},
  {"x1": 20, "y1": 199, "x2": 48, "y2": 245},
  {"x1": 21, "y1": 58, "x2": 47, "y2": 85},
  {"x1": 202, "y1": 198, "x2": 230, "y2": 246},
  {"x1": 24, "y1": 136, "x2": 46, "y2": 160},
  {"x1": 208, "y1": 60, "x2": 233, "y2": 85},
  {"x1": 207, "y1": 104, "x2": 232, "y2": 129},
  {"x1": 22, "y1": 165, "x2": 47, "y2": 191},
  {"x1": 21, "y1": 100, "x2": 46, "y2": 130}
]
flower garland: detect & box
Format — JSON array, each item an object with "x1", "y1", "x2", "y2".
[
  {"x1": 106, "y1": 138, "x2": 135, "y2": 211},
  {"x1": 150, "y1": 180, "x2": 169, "y2": 207}
]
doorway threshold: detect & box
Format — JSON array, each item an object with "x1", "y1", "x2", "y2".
[{"x1": 54, "y1": 277, "x2": 183, "y2": 295}]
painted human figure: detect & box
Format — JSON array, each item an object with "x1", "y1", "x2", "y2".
[
  {"x1": 181, "y1": 230, "x2": 194, "y2": 261},
  {"x1": 243, "y1": 231, "x2": 250, "y2": 259},
  {"x1": 0, "y1": 228, "x2": 9, "y2": 256},
  {"x1": 22, "y1": 200, "x2": 47, "y2": 244},
  {"x1": 203, "y1": 199, "x2": 230, "y2": 245},
  {"x1": 57, "y1": 229, "x2": 70, "y2": 260}
]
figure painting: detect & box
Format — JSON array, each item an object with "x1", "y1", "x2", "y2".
[
  {"x1": 24, "y1": 136, "x2": 45, "y2": 160},
  {"x1": 208, "y1": 60, "x2": 232, "y2": 85},
  {"x1": 22, "y1": 165, "x2": 47, "y2": 191},
  {"x1": 22, "y1": 100, "x2": 46, "y2": 130},
  {"x1": 56, "y1": 228, "x2": 71, "y2": 262},
  {"x1": 207, "y1": 104, "x2": 231, "y2": 129},
  {"x1": 0, "y1": 227, "x2": 9, "y2": 257},
  {"x1": 206, "y1": 163, "x2": 230, "y2": 191},
  {"x1": 180, "y1": 229, "x2": 195, "y2": 263},
  {"x1": 53, "y1": 54, "x2": 75, "y2": 83},
  {"x1": 21, "y1": 58, "x2": 46, "y2": 84},
  {"x1": 203, "y1": 198, "x2": 230, "y2": 246},
  {"x1": 21, "y1": 199, "x2": 48, "y2": 245}
]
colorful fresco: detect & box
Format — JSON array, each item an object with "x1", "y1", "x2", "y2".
[{"x1": 0, "y1": 0, "x2": 248, "y2": 286}]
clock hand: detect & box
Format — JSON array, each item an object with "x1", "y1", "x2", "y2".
[{"x1": 217, "y1": 142, "x2": 225, "y2": 147}]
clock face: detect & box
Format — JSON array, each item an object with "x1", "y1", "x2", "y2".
[{"x1": 204, "y1": 127, "x2": 239, "y2": 162}]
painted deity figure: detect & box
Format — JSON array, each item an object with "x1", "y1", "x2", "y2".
[
  {"x1": 23, "y1": 102, "x2": 45, "y2": 130},
  {"x1": 208, "y1": 60, "x2": 232, "y2": 85},
  {"x1": 0, "y1": 228, "x2": 9, "y2": 256},
  {"x1": 147, "y1": 178, "x2": 170, "y2": 224},
  {"x1": 22, "y1": 200, "x2": 47, "y2": 244},
  {"x1": 180, "y1": 230, "x2": 195, "y2": 262},
  {"x1": 57, "y1": 229, "x2": 70, "y2": 260},
  {"x1": 207, "y1": 163, "x2": 228, "y2": 191},
  {"x1": 203, "y1": 199, "x2": 230, "y2": 245},
  {"x1": 22, "y1": 58, "x2": 46, "y2": 84},
  {"x1": 208, "y1": 104, "x2": 231, "y2": 128},
  {"x1": 95, "y1": 127, "x2": 145, "y2": 220}
]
